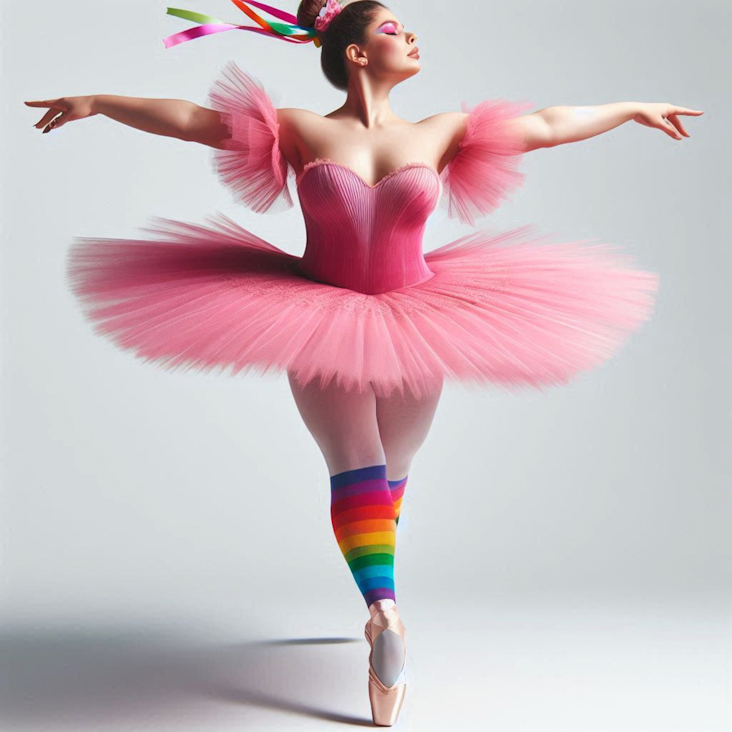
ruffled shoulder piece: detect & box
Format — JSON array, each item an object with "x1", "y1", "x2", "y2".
[
  {"x1": 206, "y1": 61, "x2": 294, "y2": 214},
  {"x1": 439, "y1": 98, "x2": 534, "y2": 225}
]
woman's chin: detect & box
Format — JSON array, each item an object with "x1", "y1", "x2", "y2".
[{"x1": 394, "y1": 64, "x2": 421, "y2": 85}]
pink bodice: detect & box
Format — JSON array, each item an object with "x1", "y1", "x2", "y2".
[
  {"x1": 206, "y1": 61, "x2": 533, "y2": 292},
  {"x1": 294, "y1": 161, "x2": 442, "y2": 294}
]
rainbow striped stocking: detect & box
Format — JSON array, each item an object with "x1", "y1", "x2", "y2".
[
  {"x1": 330, "y1": 464, "x2": 398, "y2": 608},
  {"x1": 387, "y1": 475, "x2": 408, "y2": 526}
]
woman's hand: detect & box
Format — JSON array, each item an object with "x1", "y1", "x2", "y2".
[
  {"x1": 632, "y1": 103, "x2": 704, "y2": 140},
  {"x1": 25, "y1": 96, "x2": 97, "y2": 133}
]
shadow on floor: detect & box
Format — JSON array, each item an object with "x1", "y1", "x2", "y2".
[{"x1": 0, "y1": 621, "x2": 372, "y2": 728}]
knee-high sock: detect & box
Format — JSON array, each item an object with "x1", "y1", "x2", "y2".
[
  {"x1": 387, "y1": 475, "x2": 408, "y2": 526},
  {"x1": 330, "y1": 464, "x2": 397, "y2": 607}
]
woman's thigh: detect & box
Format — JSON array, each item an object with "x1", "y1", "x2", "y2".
[
  {"x1": 375, "y1": 380, "x2": 444, "y2": 481},
  {"x1": 287, "y1": 371, "x2": 386, "y2": 476}
]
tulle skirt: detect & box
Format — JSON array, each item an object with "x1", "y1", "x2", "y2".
[{"x1": 66, "y1": 212, "x2": 660, "y2": 399}]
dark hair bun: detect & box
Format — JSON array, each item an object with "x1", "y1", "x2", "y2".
[{"x1": 297, "y1": 0, "x2": 326, "y2": 29}]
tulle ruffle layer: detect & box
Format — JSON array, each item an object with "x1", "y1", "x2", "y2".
[{"x1": 66, "y1": 213, "x2": 659, "y2": 398}]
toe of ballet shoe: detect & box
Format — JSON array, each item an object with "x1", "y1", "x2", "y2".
[
  {"x1": 368, "y1": 667, "x2": 407, "y2": 726},
  {"x1": 368, "y1": 678, "x2": 406, "y2": 726}
]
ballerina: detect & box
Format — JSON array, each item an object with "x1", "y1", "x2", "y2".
[{"x1": 24, "y1": 0, "x2": 702, "y2": 725}]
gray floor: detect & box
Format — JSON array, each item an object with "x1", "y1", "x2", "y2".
[{"x1": 1, "y1": 591, "x2": 727, "y2": 731}]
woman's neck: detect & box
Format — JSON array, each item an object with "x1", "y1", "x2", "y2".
[{"x1": 328, "y1": 78, "x2": 401, "y2": 129}]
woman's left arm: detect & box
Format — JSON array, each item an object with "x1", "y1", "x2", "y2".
[{"x1": 514, "y1": 102, "x2": 704, "y2": 150}]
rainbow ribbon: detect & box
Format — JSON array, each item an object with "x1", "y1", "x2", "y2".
[{"x1": 163, "y1": 0, "x2": 322, "y2": 49}]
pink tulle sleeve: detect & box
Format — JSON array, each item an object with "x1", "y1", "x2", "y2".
[
  {"x1": 206, "y1": 61, "x2": 294, "y2": 214},
  {"x1": 439, "y1": 98, "x2": 534, "y2": 225}
]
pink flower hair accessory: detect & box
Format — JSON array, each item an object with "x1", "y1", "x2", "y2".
[{"x1": 314, "y1": 0, "x2": 343, "y2": 33}]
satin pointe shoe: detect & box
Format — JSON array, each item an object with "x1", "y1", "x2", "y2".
[{"x1": 364, "y1": 601, "x2": 407, "y2": 726}]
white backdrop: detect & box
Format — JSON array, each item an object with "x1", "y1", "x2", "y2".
[{"x1": 1, "y1": 1, "x2": 728, "y2": 730}]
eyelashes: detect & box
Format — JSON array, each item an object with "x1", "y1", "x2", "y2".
[{"x1": 378, "y1": 23, "x2": 400, "y2": 35}]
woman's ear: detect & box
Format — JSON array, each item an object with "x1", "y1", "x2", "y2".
[{"x1": 345, "y1": 43, "x2": 366, "y2": 65}]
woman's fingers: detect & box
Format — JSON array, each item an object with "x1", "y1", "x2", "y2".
[
  {"x1": 660, "y1": 106, "x2": 705, "y2": 140},
  {"x1": 34, "y1": 108, "x2": 60, "y2": 129},
  {"x1": 668, "y1": 113, "x2": 689, "y2": 137},
  {"x1": 660, "y1": 116, "x2": 683, "y2": 140},
  {"x1": 44, "y1": 112, "x2": 70, "y2": 132},
  {"x1": 24, "y1": 100, "x2": 56, "y2": 129},
  {"x1": 24, "y1": 99, "x2": 69, "y2": 131}
]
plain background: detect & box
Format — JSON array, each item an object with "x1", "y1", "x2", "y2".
[{"x1": 1, "y1": 0, "x2": 729, "y2": 730}]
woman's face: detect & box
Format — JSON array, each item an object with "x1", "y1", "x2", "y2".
[{"x1": 356, "y1": 6, "x2": 420, "y2": 81}]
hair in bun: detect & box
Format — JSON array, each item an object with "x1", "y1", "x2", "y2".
[
  {"x1": 297, "y1": 0, "x2": 326, "y2": 28},
  {"x1": 297, "y1": 0, "x2": 386, "y2": 91}
]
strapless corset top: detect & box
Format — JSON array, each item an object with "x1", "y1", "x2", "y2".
[{"x1": 294, "y1": 160, "x2": 443, "y2": 294}]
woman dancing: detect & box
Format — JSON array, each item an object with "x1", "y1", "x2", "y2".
[{"x1": 25, "y1": 0, "x2": 701, "y2": 725}]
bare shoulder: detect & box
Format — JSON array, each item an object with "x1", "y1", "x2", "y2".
[
  {"x1": 276, "y1": 106, "x2": 323, "y2": 125},
  {"x1": 275, "y1": 107, "x2": 327, "y2": 168},
  {"x1": 276, "y1": 106, "x2": 325, "y2": 136},
  {"x1": 416, "y1": 111, "x2": 469, "y2": 135},
  {"x1": 415, "y1": 112, "x2": 470, "y2": 170}
]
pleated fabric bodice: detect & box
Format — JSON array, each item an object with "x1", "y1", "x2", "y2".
[{"x1": 295, "y1": 161, "x2": 442, "y2": 294}]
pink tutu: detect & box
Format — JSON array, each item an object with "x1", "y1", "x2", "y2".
[{"x1": 66, "y1": 62, "x2": 659, "y2": 399}]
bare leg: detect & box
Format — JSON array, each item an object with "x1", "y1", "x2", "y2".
[
  {"x1": 288, "y1": 372, "x2": 444, "y2": 688},
  {"x1": 368, "y1": 380, "x2": 445, "y2": 684},
  {"x1": 375, "y1": 379, "x2": 444, "y2": 482},
  {"x1": 286, "y1": 373, "x2": 386, "y2": 475}
]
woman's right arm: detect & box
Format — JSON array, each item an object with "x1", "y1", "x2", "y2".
[
  {"x1": 26, "y1": 94, "x2": 229, "y2": 146},
  {"x1": 95, "y1": 97, "x2": 232, "y2": 147},
  {"x1": 93, "y1": 95, "x2": 206, "y2": 142}
]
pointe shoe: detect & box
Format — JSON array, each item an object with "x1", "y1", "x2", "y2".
[{"x1": 364, "y1": 602, "x2": 407, "y2": 727}]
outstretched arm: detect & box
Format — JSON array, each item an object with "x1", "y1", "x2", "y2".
[
  {"x1": 515, "y1": 102, "x2": 704, "y2": 148},
  {"x1": 25, "y1": 94, "x2": 229, "y2": 146}
]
